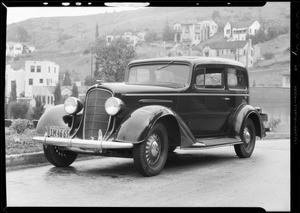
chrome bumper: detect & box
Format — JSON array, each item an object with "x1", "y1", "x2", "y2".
[{"x1": 32, "y1": 134, "x2": 133, "y2": 153}]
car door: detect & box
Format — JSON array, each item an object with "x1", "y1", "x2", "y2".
[
  {"x1": 226, "y1": 66, "x2": 249, "y2": 123},
  {"x1": 177, "y1": 64, "x2": 231, "y2": 138}
]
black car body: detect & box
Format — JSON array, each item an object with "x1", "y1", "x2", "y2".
[{"x1": 33, "y1": 57, "x2": 268, "y2": 176}]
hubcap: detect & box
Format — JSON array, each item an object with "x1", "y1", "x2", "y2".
[
  {"x1": 243, "y1": 127, "x2": 251, "y2": 144},
  {"x1": 145, "y1": 133, "x2": 161, "y2": 165}
]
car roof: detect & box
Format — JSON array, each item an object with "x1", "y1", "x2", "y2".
[{"x1": 129, "y1": 56, "x2": 246, "y2": 68}]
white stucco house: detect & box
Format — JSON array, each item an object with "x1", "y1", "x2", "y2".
[
  {"x1": 24, "y1": 60, "x2": 59, "y2": 98},
  {"x1": 202, "y1": 39, "x2": 259, "y2": 68},
  {"x1": 5, "y1": 65, "x2": 25, "y2": 100},
  {"x1": 31, "y1": 86, "x2": 55, "y2": 110},
  {"x1": 282, "y1": 71, "x2": 290, "y2": 88},
  {"x1": 6, "y1": 42, "x2": 23, "y2": 57},
  {"x1": 224, "y1": 21, "x2": 261, "y2": 41},
  {"x1": 106, "y1": 30, "x2": 144, "y2": 46},
  {"x1": 174, "y1": 19, "x2": 218, "y2": 45}
]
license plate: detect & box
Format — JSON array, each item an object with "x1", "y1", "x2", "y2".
[{"x1": 49, "y1": 126, "x2": 70, "y2": 138}]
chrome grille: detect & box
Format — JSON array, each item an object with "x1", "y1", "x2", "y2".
[{"x1": 83, "y1": 88, "x2": 112, "y2": 140}]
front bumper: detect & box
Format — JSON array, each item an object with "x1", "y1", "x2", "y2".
[{"x1": 32, "y1": 134, "x2": 133, "y2": 153}]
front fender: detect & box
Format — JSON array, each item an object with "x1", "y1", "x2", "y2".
[
  {"x1": 36, "y1": 105, "x2": 71, "y2": 136},
  {"x1": 113, "y1": 105, "x2": 196, "y2": 147},
  {"x1": 231, "y1": 104, "x2": 266, "y2": 139}
]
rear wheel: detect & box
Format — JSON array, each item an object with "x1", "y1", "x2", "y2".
[
  {"x1": 43, "y1": 145, "x2": 77, "y2": 167},
  {"x1": 234, "y1": 119, "x2": 256, "y2": 158},
  {"x1": 133, "y1": 123, "x2": 169, "y2": 176}
]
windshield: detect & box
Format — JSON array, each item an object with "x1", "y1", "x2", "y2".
[{"x1": 127, "y1": 63, "x2": 190, "y2": 88}]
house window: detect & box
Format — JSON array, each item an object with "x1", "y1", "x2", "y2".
[
  {"x1": 249, "y1": 28, "x2": 252, "y2": 34},
  {"x1": 40, "y1": 79, "x2": 43, "y2": 84},
  {"x1": 108, "y1": 37, "x2": 112, "y2": 43},
  {"x1": 42, "y1": 96, "x2": 46, "y2": 104},
  {"x1": 29, "y1": 79, "x2": 33, "y2": 85},
  {"x1": 51, "y1": 96, "x2": 54, "y2": 104},
  {"x1": 54, "y1": 67, "x2": 56, "y2": 73},
  {"x1": 48, "y1": 96, "x2": 50, "y2": 104},
  {"x1": 217, "y1": 50, "x2": 220, "y2": 56},
  {"x1": 244, "y1": 49, "x2": 246, "y2": 55},
  {"x1": 31, "y1": 66, "x2": 35, "y2": 72},
  {"x1": 226, "y1": 29, "x2": 230, "y2": 34},
  {"x1": 37, "y1": 66, "x2": 41, "y2": 72}
]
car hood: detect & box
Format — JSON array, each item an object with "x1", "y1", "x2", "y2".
[{"x1": 95, "y1": 82, "x2": 180, "y2": 95}]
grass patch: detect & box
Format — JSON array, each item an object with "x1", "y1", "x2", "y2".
[{"x1": 5, "y1": 128, "x2": 43, "y2": 155}]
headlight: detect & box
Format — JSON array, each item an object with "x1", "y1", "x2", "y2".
[
  {"x1": 105, "y1": 97, "x2": 124, "y2": 115},
  {"x1": 64, "y1": 97, "x2": 83, "y2": 115}
]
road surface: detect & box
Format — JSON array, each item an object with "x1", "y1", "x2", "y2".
[{"x1": 6, "y1": 139, "x2": 290, "y2": 211}]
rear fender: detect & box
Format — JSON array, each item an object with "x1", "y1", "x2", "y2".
[
  {"x1": 231, "y1": 105, "x2": 266, "y2": 139},
  {"x1": 113, "y1": 105, "x2": 196, "y2": 147}
]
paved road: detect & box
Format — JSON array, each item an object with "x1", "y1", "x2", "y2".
[{"x1": 6, "y1": 139, "x2": 290, "y2": 211}]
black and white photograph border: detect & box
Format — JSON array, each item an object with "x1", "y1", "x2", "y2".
[{"x1": 1, "y1": 0, "x2": 299, "y2": 212}]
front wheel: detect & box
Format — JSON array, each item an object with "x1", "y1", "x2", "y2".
[
  {"x1": 133, "y1": 122, "x2": 169, "y2": 176},
  {"x1": 43, "y1": 144, "x2": 78, "y2": 167},
  {"x1": 234, "y1": 119, "x2": 256, "y2": 158}
]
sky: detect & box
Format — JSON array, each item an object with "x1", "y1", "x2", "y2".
[{"x1": 6, "y1": 6, "x2": 144, "y2": 25}]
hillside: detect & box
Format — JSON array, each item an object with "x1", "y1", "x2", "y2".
[{"x1": 6, "y1": 2, "x2": 290, "y2": 81}]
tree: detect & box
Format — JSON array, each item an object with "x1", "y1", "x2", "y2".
[
  {"x1": 32, "y1": 95, "x2": 45, "y2": 120},
  {"x1": 84, "y1": 75, "x2": 97, "y2": 86},
  {"x1": 95, "y1": 22, "x2": 99, "y2": 39},
  {"x1": 144, "y1": 30, "x2": 159, "y2": 43},
  {"x1": 211, "y1": 10, "x2": 221, "y2": 20},
  {"x1": 9, "y1": 101, "x2": 29, "y2": 119},
  {"x1": 246, "y1": 28, "x2": 265, "y2": 45},
  {"x1": 9, "y1": 80, "x2": 17, "y2": 103},
  {"x1": 62, "y1": 70, "x2": 72, "y2": 86},
  {"x1": 71, "y1": 84, "x2": 79, "y2": 98},
  {"x1": 94, "y1": 38, "x2": 136, "y2": 82},
  {"x1": 162, "y1": 19, "x2": 173, "y2": 42},
  {"x1": 54, "y1": 83, "x2": 62, "y2": 105}
]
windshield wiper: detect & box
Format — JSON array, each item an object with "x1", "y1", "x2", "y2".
[{"x1": 156, "y1": 61, "x2": 174, "y2": 71}]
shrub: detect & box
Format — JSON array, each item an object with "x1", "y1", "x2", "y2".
[
  {"x1": 263, "y1": 52, "x2": 275, "y2": 60},
  {"x1": 9, "y1": 101, "x2": 29, "y2": 119},
  {"x1": 10, "y1": 119, "x2": 30, "y2": 134},
  {"x1": 268, "y1": 117, "x2": 281, "y2": 130},
  {"x1": 5, "y1": 119, "x2": 13, "y2": 127}
]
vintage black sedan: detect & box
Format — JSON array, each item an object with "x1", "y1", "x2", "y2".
[{"x1": 33, "y1": 57, "x2": 268, "y2": 176}]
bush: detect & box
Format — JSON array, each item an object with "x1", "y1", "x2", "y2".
[
  {"x1": 263, "y1": 52, "x2": 275, "y2": 60},
  {"x1": 268, "y1": 117, "x2": 281, "y2": 130},
  {"x1": 10, "y1": 119, "x2": 31, "y2": 134},
  {"x1": 5, "y1": 119, "x2": 12, "y2": 127},
  {"x1": 9, "y1": 101, "x2": 29, "y2": 119}
]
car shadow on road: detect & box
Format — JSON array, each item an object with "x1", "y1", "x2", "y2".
[{"x1": 45, "y1": 150, "x2": 241, "y2": 179}]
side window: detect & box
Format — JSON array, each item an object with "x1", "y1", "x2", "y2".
[
  {"x1": 227, "y1": 68, "x2": 246, "y2": 90},
  {"x1": 194, "y1": 67, "x2": 224, "y2": 89}
]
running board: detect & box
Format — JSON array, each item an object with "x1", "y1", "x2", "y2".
[{"x1": 181, "y1": 137, "x2": 242, "y2": 150}]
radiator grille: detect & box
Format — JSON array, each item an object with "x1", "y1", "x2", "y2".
[{"x1": 83, "y1": 88, "x2": 112, "y2": 140}]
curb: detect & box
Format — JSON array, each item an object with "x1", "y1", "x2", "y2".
[
  {"x1": 6, "y1": 151, "x2": 100, "y2": 169},
  {"x1": 6, "y1": 133, "x2": 290, "y2": 169}
]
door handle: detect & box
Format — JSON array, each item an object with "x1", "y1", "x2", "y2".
[{"x1": 222, "y1": 97, "x2": 230, "y2": 101}]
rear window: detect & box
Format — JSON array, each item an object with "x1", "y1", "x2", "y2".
[{"x1": 227, "y1": 68, "x2": 246, "y2": 90}]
